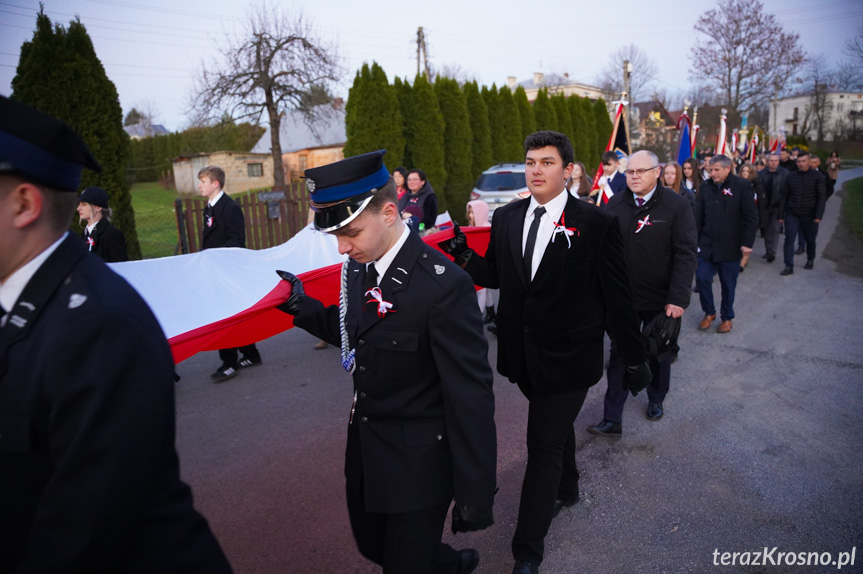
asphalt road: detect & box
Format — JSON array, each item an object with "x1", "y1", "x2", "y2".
[{"x1": 174, "y1": 169, "x2": 863, "y2": 574}]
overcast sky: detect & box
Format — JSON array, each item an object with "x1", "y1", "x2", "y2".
[{"x1": 1, "y1": 0, "x2": 860, "y2": 131}]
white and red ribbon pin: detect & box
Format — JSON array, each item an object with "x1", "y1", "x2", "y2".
[
  {"x1": 551, "y1": 213, "x2": 579, "y2": 248},
  {"x1": 86, "y1": 237, "x2": 95, "y2": 251},
  {"x1": 207, "y1": 216, "x2": 214, "y2": 227},
  {"x1": 365, "y1": 287, "x2": 395, "y2": 318},
  {"x1": 722, "y1": 188, "x2": 733, "y2": 196},
  {"x1": 635, "y1": 214, "x2": 652, "y2": 234}
]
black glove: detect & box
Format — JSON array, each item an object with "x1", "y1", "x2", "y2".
[
  {"x1": 437, "y1": 222, "x2": 473, "y2": 265},
  {"x1": 451, "y1": 502, "x2": 494, "y2": 534},
  {"x1": 623, "y1": 361, "x2": 653, "y2": 397},
  {"x1": 275, "y1": 270, "x2": 305, "y2": 316}
]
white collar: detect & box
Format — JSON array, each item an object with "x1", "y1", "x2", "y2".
[
  {"x1": 636, "y1": 185, "x2": 657, "y2": 204},
  {"x1": 86, "y1": 220, "x2": 98, "y2": 234},
  {"x1": 367, "y1": 223, "x2": 410, "y2": 285},
  {"x1": 209, "y1": 190, "x2": 225, "y2": 207},
  {"x1": 0, "y1": 232, "x2": 67, "y2": 313},
  {"x1": 527, "y1": 188, "x2": 568, "y2": 224}
]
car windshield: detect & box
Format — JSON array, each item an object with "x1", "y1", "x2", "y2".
[{"x1": 475, "y1": 172, "x2": 525, "y2": 191}]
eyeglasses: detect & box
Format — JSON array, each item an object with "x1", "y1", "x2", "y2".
[{"x1": 624, "y1": 166, "x2": 659, "y2": 176}]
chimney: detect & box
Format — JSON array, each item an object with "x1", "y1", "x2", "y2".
[
  {"x1": 332, "y1": 97, "x2": 345, "y2": 109},
  {"x1": 533, "y1": 72, "x2": 544, "y2": 85},
  {"x1": 507, "y1": 76, "x2": 517, "y2": 89}
]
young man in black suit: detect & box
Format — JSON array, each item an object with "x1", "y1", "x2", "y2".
[
  {"x1": 440, "y1": 131, "x2": 651, "y2": 574},
  {"x1": 0, "y1": 96, "x2": 231, "y2": 573},
  {"x1": 198, "y1": 165, "x2": 262, "y2": 381},
  {"x1": 276, "y1": 150, "x2": 497, "y2": 574}
]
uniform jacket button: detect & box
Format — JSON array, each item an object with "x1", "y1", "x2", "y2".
[
  {"x1": 359, "y1": 392, "x2": 367, "y2": 398},
  {"x1": 392, "y1": 340, "x2": 398, "y2": 346},
  {"x1": 436, "y1": 434, "x2": 443, "y2": 440},
  {"x1": 361, "y1": 416, "x2": 368, "y2": 423},
  {"x1": 421, "y1": 253, "x2": 427, "y2": 259},
  {"x1": 358, "y1": 339, "x2": 365, "y2": 346},
  {"x1": 358, "y1": 366, "x2": 366, "y2": 373}
]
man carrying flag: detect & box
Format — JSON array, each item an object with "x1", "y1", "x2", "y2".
[{"x1": 590, "y1": 100, "x2": 630, "y2": 206}]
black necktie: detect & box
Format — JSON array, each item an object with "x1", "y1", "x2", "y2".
[
  {"x1": 524, "y1": 206, "x2": 546, "y2": 280},
  {"x1": 364, "y1": 263, "x2": 379, "y2": 293}
]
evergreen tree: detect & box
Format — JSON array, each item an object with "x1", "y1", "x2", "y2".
[
  {"x1": 498, "y1": 85, "x2": 523, "y2": 162},
  {"x1": 532, "y1": 88, "x2": 558, "y2": 132},
  {"x1": 579, "y1": 97, "x2": 600, "y2": 170},
  {"x1": 513, "y1": 86, "x2": 536, "y2": 142},
  {"x1": 551, "y1": 93, "x2": 574, "y2": 151},
  {"x1": 482, "y1": 84, "x2": 505, "y2": 164},
  {"x1": 393, "y1": 76, "x2": 414, "y2": 168},
  {"x1": 344, "y1": 62, "x2": 404, "y2": 170},
  {"x1": 406, "y1": 74, "x2": 446, "y2": 193},
  {"x1": 12, "y1": 9, "x2": 140, "y2": 258},
  {"x1": 593, "y1": 98, "x2": 614, "y2": 158},
  {"x1": 434, "y1": 77, "x2": 472, "y2": 219},
  {"x1": 462, "y1": 81, "x2": 493, "y2": 181},
  {"x1": 124, "y1": 107, "x2": 143, "y2": 126},
  {"x1": 567, "y1": 96, "x2": 590, "y2": 165}
]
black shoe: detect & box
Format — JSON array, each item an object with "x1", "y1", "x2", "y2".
[
  {"x1": 804, "y1": 259, "x2": 814, "y2": 270},
  {"x1": 238, "y1": 357, "x2": 262, "y2": 368},
  {"x1": 487, "y1": 324, "x2": 497, "y2": 336},
  {"x1": 647, "y1": 402, "x2": 664, "y2": 421},
  {"x1": 587, "y1": 419, "x2": 622, "y2": 438},
  {"x1": 552, "y1": 493, "x2": 579, "y2": 518},
  {"x1": 767, "y1": 254, "x2": 775, "y2": 263},
  {"x1": 456, "y1": 548, "x2": 480, "y2": 574},
  {"x1": 761, "y1": 253, "x2": 768, "y2": 259},
  {"x1": 211, "y1": 365, "x2": 238, "y2": 382},
  {"x1": 795, "y1": 246, "x2": 805, "y2": 255},
  {"x1": 780, "y1": 266, "x2": 794, "y2": 276},
  {"x1": 512, "y1": 561, "x2": 539, "y2": 574}
]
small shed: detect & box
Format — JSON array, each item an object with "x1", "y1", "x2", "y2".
[{"x1": 172, "y1": 151, "x2": 275, "y2": 194}]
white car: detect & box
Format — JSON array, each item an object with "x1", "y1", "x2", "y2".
[{"x1": 470, "y1": 163, "x2": 529, "y2": 219}]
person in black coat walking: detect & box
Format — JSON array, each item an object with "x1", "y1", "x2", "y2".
[
  {"x1": 0, "y1": 95, "x2": 231, "y2": 574},
  {"x1": 198, "y1": 165, "x2": 262, "y2": 381},
  {"x1": 694, "y1": 155, "x2": 758, "y2": 333},
  {"x1": 588, "y1": 151, "x2": 697, "y2": 437},
  {"x1": 76, "y1": 185, "x2": 128, "y2": 262},
  {"x1": 778, "y1": 151, "x2": 826, "y2": 275},
  {"x1": 755, "y1": 152, "x2": 788, "y2": 262}
]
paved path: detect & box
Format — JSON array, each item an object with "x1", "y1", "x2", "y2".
[{"x1": 174, "y1": 169, "x2": 863, "y2": 573}]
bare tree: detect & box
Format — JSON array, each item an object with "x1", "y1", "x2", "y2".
[
  {"x1": 689, "y1": 0, "x2": 805, "y2": 114},
  {"x1": 844, "y1": 20, "x2": 863, "y2": 67},
  {"x1": 799, "y1": 56, "x2": 833, "y2": 143},
  {"x1": 188, "y1": 2, "x2": 340, "y2": 187},
  {"x1": 596, "y1": 44, "x2": 658, "y2": 104}
]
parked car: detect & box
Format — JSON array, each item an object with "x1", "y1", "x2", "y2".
[{"x1": 470, "y1": 163, "x2": 529, "y2": 219}]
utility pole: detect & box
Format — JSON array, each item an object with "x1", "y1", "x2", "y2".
[{"x1": 416, "y1": 27, "x2": 431, "y2": 80}]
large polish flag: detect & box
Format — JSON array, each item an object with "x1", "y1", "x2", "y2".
[{"x1": 109, "y1": 224, "x2": 490, "y2": 364}]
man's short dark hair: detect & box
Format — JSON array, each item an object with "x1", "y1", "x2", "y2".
[
  {"x1": 709, "y1": 155, "x2": 732, "y2": 168},
  {"x1": 407, "y1": 168, "x2": 427, "y2": 182},
  {"x1": 197, "y1": 165, "x2": 225, "y2": 189},
  {"x1": 796, "y1": 150, "x2": 810, "y2": 159},
  {"x1": 525, "y1": 131, "x2": 574, "y2": 166},
  {"x1": 601, "y1": 151, "x2": 618, "y2": 164}
]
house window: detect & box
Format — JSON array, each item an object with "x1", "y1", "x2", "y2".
[
  {"x1": 247, "y1": 163, "x2": 263, "y2": 177},
  {"x1": 838, "y1": 103, "x2": 844, "y2": 112},
  {"x1": 299, "y1": 155, "x2": 308, "y2": 173},
  {"x1": 793, "y1": 107, "x2": 798, "y2": 120},
  {"x1": 792, "y1": 123, "x2": 798, "y2": 136}
]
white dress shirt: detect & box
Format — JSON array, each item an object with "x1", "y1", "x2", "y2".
[
  {"x1": 367, "y1": 223, "x2": 410, "y2": 286},
  {"x1": 523, "y1": 189, "x2": 569, "y2": 281}
]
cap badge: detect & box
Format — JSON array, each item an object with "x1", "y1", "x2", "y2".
[
  {"x1": 434, "y1": 265, "x2": 445, "y2": 275},
  {"x1": 306, "y1": 178, "x2": 316, "y2": 193}
]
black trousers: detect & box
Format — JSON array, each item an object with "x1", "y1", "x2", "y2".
[
  {"x1": 345, "y1": 425, "x2": 460, "y2": 574},
  {"x1": 511, "y1": 377, "x2": 589, "y2": 565},
  {"x1": 603, "y1": 310, "x2": 672, "y2": 423},
  {"x1": 218, "y1": 343, "x2": 260, "y2": 368}
]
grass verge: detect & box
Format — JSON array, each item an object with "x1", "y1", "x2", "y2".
[
  {"x1": 130, "y1": 182, "x2": 181, "y2": 259},
  {"x1": 843, "y1": 177, "x2": 863, "y2": 243}
]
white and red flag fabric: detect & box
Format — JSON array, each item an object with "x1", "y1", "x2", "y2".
[{"x1": 716, "y1": 109, "x2": 728, "y2": 156}]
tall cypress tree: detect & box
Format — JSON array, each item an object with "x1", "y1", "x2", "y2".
[
  {"x1": 532, "y1": 88, "x2": 558, "y2": 132},
  {"x1": 406, "y1": 74, "x2": 446, "y2": 193},
  {"x1": 513, "y1": 86, "x2": 536, "y2": 142},
  {"x1": 498, "y1": 85, "x2": 523, "y2": 162},
  {"x1": 393, "y1": 76, "x2": 414, "y2": 168},
  {"x1": 482, "y1": 84, "x2": 505, "y2": 164},
  {"x1": 551, "y1": 93, "x2": 574, "y2": 152},
  {"x1": 579, "y1": 97, "x2": 600, "y2": 170},
  {"x1": 434, "y1": 77, "x2": 472, "y2": 220},
  {"x1": 567, "y1": 96, "x2": 590, "y2": 165},
  {"x1": 594, "y1": 98, "x2": 614, "y2": 159},
  {"x1": 462, "y1": 81, "x2": 493, "y2": 181},
  {"x1": 344, "y1": 62, "x2": 404, "y2": 171},
  {"x1": 12, "y1": 9, "x2": 140, "y2": 258}
]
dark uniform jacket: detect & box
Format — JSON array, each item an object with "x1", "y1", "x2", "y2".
[
  {"x1": 695, "y1": 174, "x2": 758, "y2": 263},
  {"x1": 606, "y1": 185, "x2": 697, "y2": 312},
  {"x1": 294, "y1": 230, "x2": 496, "y2": 514},
  {"x1": 81, "y1": 218, "x2": 128, "y2": 262},
  {"x1": 0, "y1": 234, "x2": 231, "y2": 574},
  {"x1": 779, "y1": 168, "x2": 827, "y2": 220},
  {"x1": 201, "y1": 192, "x2": 246, "y2": 250},
  {"x1": 463, "y1": 192, "x2": 645, "y2": 393}
]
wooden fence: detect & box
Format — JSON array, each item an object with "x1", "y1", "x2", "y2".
[{"x1": 175, "y1": 182, "x2": 310, "y2": 253}]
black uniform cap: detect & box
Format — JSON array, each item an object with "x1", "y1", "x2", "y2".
[
  {"x1": 305, "y1": 150, "x2": 389, "y2": 232},
  {"x1": 79, "y1": 186, "x2": 109, "y2": 208},
  {"x1": 0, "y1": 95, "x2": 101, "y2": 191}
]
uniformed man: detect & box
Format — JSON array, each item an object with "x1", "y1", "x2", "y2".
[
  {"x1": 76, "y1": 185, "x2": 128, "y2": 262},
  {"x1": 0, "y1": 95, "x2": 232, "y2": 573},
  {"x1": 276, "y1": 150, "x2": 497, "y2": 574}
]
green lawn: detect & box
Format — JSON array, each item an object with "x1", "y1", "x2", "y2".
[
  {"x1": 843, "y1": 177, "x2": 863, "y2": 243},
  {"x1": 130, "y1": 182, "x2": 183, "y2": 259}
]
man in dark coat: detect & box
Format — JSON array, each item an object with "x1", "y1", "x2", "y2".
[
  {"x1": 588, "y1": 151, "x2": 697, "y2": 437},
  {"x1": 440, "y1": 131, "x2": 651, "y2": 574},
  {"x1": 755, "y1": 152, "x2": 788, "y2": 262},
  {"x1": 278, "y1": 151, "x2": 496, "y2": 574},
  {"x1": 695, "y1": 155, "x2": 758, "y2": 333},
  {"x1": 0, "y1": 96, "x2": 231, "y2": 573},
  {"x1": 76, "y1": 185, "x2": 128, "y2": 262},
  {"x1": 198, "y1": 165, "x2": 262, "y2": 381},
  {"x1": 779, "y1": 151, "x2": 827, "y2": 275}
]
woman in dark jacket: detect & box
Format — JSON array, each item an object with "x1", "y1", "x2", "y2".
[
  {"x1": 398, "y1": 168, "x2": 438, "y2": 232},
  {"x1": 736, "y1": 162, "x2": 762, "y2": 272},
  {"x1": 682, "y1": 158, "x2": 702, "y2": 196},
  {"x1": 77, "y1": 186, "x2": 129, "y2": 263}
]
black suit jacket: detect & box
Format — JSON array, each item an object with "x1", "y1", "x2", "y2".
[
  {"x1": 0, "y1": 234, "x2": 231, "y2": 573},
  {"x1": 294, "y1": 230, "x2": 497, "y2": 514},
  {"x1": 463, "y1": 192, "x2": 645, "y2": 393},
  {"x1": 81, "y1": 218, "x2": 128, "y2": 262},
  {"x1": 201, "y1": 192, "x2": 246, "y2": 250},
  {"x1": 695, "y1": 174, "x2": 758, "y2": 262}
]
